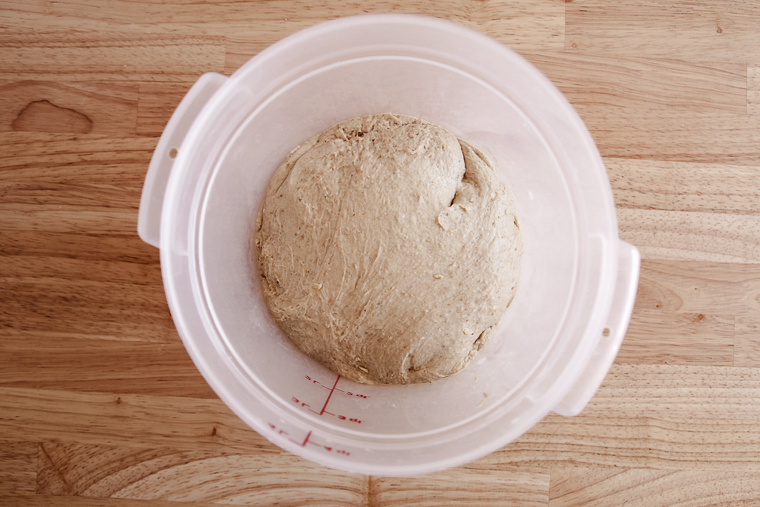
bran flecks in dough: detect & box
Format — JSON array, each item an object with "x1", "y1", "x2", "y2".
[{"x1": 255, "y1": 114, "x2": 522, "y2": 385}]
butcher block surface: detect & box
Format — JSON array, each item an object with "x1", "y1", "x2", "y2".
[{"x1": 1, "y1": 1, "x2": 760, "y2": 505}]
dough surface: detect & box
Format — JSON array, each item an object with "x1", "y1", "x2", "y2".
[{"x1": 255, "y1": 114, "x2": 522, "y2": 384}]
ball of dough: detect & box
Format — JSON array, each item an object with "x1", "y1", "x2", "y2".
[{"x1": 255, "y1": 114, "x2": 522, "y2": 385}]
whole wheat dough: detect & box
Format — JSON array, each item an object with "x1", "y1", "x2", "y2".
[{"x1": 255, "y1": 114, "x2": 522, "y2": 385}]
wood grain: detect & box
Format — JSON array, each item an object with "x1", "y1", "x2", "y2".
[
  {"x1": 2, "y1": 0, "x2": 760, "y2": 504},
  {"x1": 525, "y1": 53, "x2": 746, "y2": 116},
  {"x1": 749, "y1": 65, "x2": 760, "y2": 116},
  {"x1": 0, "y1": 305, "x2": 173, "y2": 344},
  {"x1": 0, "y1": 255, "x2": 159, "y2": 287},
  {"x1": 621, "y1": 259, "x2": 760, "y2": 368},
  {"x1": 0, "y1": 133, "x2": 170, "y2": 342},
  {"x1": 469, "y1": 364, "x2": 760, "y2": 472},
  {"x1": 618, "y1": 311, "x2": 734, "y2": 366},
  {"x1": 369, "y1": 468, "x2": 550, "y2": 506},
  {"x1": 0, "y1": 230, "x2": 157, "y2": 265},
  {"x1": 0, "y1": 205, "x2": 138, "y2": 234},
  {"x1": 0, "y1": 332, "x2": 213, "y2": 398},
  {"x1": 0, "y1": 33, "x2": 225, "y2": 82},
  {"x1": 0, "y1": 387, "x2": 273, "y2": 454},
  {"x1": 0, "y1": 264, "x2": 173, "y2": 342},
  {"x1": 735, "y1": 311, "x2": 760, "y2": 368},
  {"x1": 590, "y1": 364, "x2": 760, "y2": 421},
  {"x1": 566, "y1": 0, "x2": 760, "y2": 60},
  {"x1": 0, "y1": 134, "x2": 154, "y2": 210},
  {"x1": 0, "y1": 442, "x2": 37, "y2": 496},
  {"x1": 634, "y1": 260, "x2": 760, "y2": 315},
  {"x1": 0, "y1": 497, "x2": 215, "y2": 507},
  {"x1": 618, "y1": 209, "x2": 760, "y2": 263},
  {"x1": 588, "y1": 114, "x2": 760, "y2": 165},
  {"x1": 1, "y1": 263, "x2": 166, "y2": 316},
  {"x1": 549, "y1": 468, "x2": 760, "y2": 507},
  {"x1": 136, "y1": 83, "x2": 192, "y2": 137},
  {"x1": 36, "y1": 444, "x2": 366, "y2": 506},
  {"x1": 607, "y1": 157, "x2": 760, "y2": 215},
  {"x1": 213, "y1": 0, "x2": 563, "y2": 74},
  {"x1": 0, "y1": 81, "x2": 138, "y2": 136},
  {"x1": 31, "y1": 443, "x2": 552, "y2": 505},
  {"x1": 0, "y1": 364, "x2": 758, "y2": 474},
  {"x1": 36, "y1": 444, "x2": 243, "y2": 497}
]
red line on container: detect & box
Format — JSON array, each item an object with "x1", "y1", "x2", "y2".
[{"x1": 319, "y1": 375, "x2": 341, "y2": 415}]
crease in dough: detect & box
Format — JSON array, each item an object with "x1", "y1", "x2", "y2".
[{"x1": 255, "y1": 113, "x2": 522, "y2": 385}]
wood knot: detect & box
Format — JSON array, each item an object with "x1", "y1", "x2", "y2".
[
  {"x1": 13, "y1": 100, "x2": 92, "y2": 134},
  {"x1": 116, "y1": 397, "x2": 122, "y2": 404}
]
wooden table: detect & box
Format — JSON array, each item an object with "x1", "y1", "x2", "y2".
[{"x1": 2, "y1": 1, "x2": 759, "y2": 505}]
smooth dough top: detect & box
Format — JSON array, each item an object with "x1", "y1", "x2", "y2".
[{"x1": 255, "y1": 114, "x2": 522, "y2": 385}]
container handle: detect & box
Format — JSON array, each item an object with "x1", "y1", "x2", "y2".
[
  {"x1": 137, "y1": 72, "x2": 228, "y2": 248},
  {"x1": 553, "y1": 241, "x2": 641, "y2": 416}
]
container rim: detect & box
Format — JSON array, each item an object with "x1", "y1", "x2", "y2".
[{"x1": 158, "y1": 13, "x2": 620, "y2": 475}]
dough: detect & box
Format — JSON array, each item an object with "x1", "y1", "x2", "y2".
[{"x1": 255, "y1": 114, "x2": 522, "y2": 385}]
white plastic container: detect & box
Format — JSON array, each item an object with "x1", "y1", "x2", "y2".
[{"x1": 138, "y1": 14, "x2": 640, "y2": 476}]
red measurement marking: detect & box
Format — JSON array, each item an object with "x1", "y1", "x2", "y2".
[
  {"x1": 268, "y1": 422, "x2": 292, "y2": 438},
  {"x1": 318, "y1": 375, "x2": 340, "y2": 415},
  {"x1": 291, "y1": 396, "x2": 320, "y2": 415},
  {"x1": 293, "y1": 374, "x2": 365, "y2": 423},
  {"x1": 305, "y1": 375, "x2": 369, "y2": 399},
  {"x1": 268, "y1": 423, "x2": 350, "y2": 456},
  {"x1": 295, "y1": 403, "x2": 363, "y2": 424}
]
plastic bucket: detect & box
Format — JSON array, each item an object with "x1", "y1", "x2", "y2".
[{"x1": 138, "y1": 14, "x2": 640, "y2": 476}]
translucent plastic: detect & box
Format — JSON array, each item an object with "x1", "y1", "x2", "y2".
[{"x1": 140, "y1": 14, "x2": 640, "y2": 476}]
